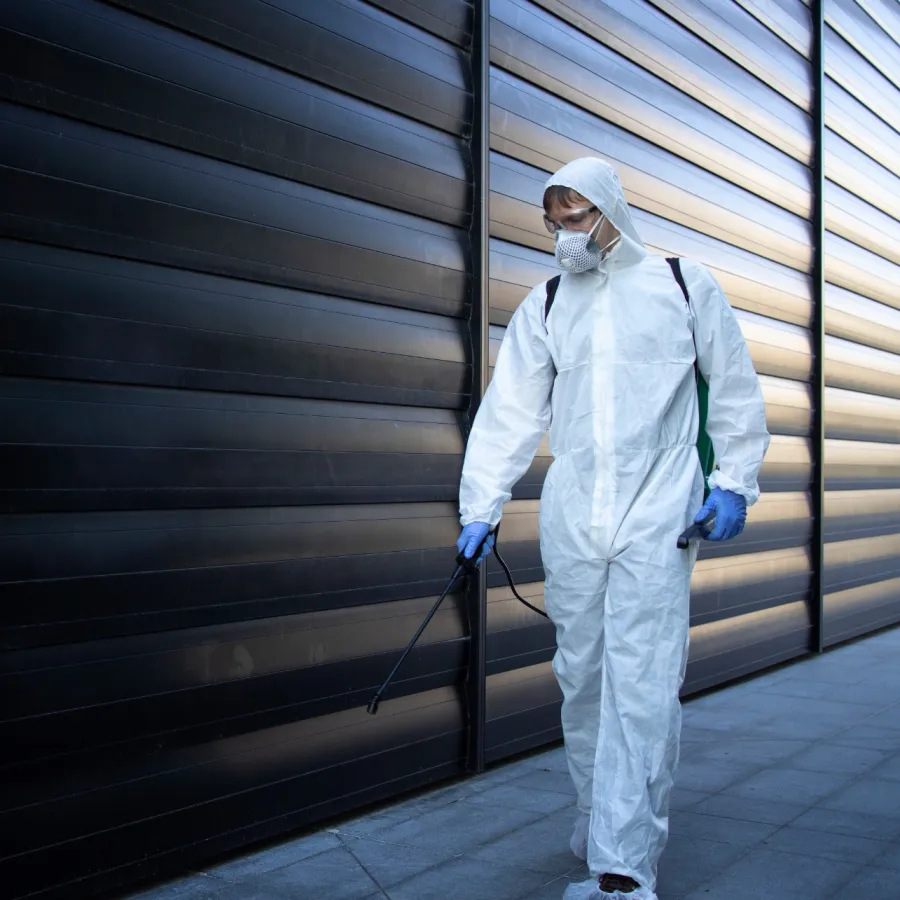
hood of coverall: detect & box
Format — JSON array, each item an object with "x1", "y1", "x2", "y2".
[{"x1": 545, "y1": 157, "x2": 645, "y2": 265}]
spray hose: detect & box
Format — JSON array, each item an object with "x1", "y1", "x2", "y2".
[{"x1": 367, "y1": 526, "x2": 546, "y2": 715}]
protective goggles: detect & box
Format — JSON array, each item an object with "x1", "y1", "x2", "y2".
[{"x1": 543, "y1": 205, "x2": 600, "y2": 235}]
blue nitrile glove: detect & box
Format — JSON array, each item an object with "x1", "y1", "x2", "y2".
[
  {"x1": 694, "y1": 488, "x2": 747, "y2": 541},
  {"x1": 457, "y1": 522, "x2": 495, "y2": 565}
]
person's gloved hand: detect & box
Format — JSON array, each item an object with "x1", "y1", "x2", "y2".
[
  {"x1": 457, "y1": 522, "x2": 495, "y2": 565},
  {"x1": 694, "y1": 488, "x2": 747, "y2": 541}
]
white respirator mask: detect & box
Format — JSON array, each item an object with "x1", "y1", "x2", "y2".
[{"x1": 554, "y1": 214, "x2": 619, "y2": 273}]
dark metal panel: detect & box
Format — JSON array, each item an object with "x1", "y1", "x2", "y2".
[
  {"x1": 366, "y1": 0, "x2": 473, "y2": 46},
  {"x1": 690, "y1": 547, "x2": 812, "y2": 627},
  {"x1": 825, "y1": 387, "x2": 900, "y2": 443},
  {"x1": 0, "y1": 596, "x2": 467, "y2": 774},
  {"x1": 649, "y1": 0, "x2": 812, "y2": 101},
  {"x1": 98, "y1": 0, "x2": 470, "y2": 130},
  {"x1": 484, "y1": 662, "x2": 562, "y2": 762},
  {"x1": 0, "y1": 243, "x2": 467, "y2": 410},
  {"x1": 527, "y1": 0, "x2": 811, "y2": 160},
  {"x1": 0, "y1": 0, "x2": 469, "y2": 221},
  {"x1": 825, "y1": 488, "x2": 900, "y2": 541},
  {"x1": 0, "y1": 503, "x2": 466, "y2": 649},
  {"x1": 0, "y1": 104, "x2": 469, "y2": 318},
  {"x1": 825, "y1": 438, "x2": 900, "y2": 490},
  {"x1": 0, "y1": 379, "x2": 465, "y2": 513},
  {"x1": 489, "y1": 74, "x2": 812, "y2": 271},
  {"x1": 825, "y1": 283, "x2": 900, "y2": 356},
  {"x1": 824, "y1": 533, "x2": 900, "y2": 593},
  {"x1": 825, "y1": 334, "x2": 900, "y2": 399},
  {"x1": 683, "y1": 600, "x2": 811, "y2": 695},
  {"x1": 1, "y1": 687, "x2": 466, "y2": 900},
  {"x1": 490, "y1": 0, "x2": 809, "y2": 213},
  {"x1": 824, "y1": 576, "x2": 900, "y2": 646}
]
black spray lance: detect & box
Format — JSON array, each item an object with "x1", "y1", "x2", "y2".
[{"x1": 367, "y1": 525, "x2": 546, "y2": 715}]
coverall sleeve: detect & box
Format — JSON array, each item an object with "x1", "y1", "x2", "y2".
[
  {"x1": 459, "y1": 288, "x2": 555, "y2": 527},
  {"x1": 681, "y1": 260, "x2": 771, "y2": 506}
]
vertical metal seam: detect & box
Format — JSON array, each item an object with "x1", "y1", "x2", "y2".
[
  {"x1": 811, "y1": 0, "x2": 827, "y2": 653},
  {"x1": 465, "y1": 0, "x2": 490, "y2": 773}
]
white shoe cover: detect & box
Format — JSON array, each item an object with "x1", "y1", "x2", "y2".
[
  {"x1": 569, "y1": 812, "x2": 590, "y2": 860},
  {"x1": 562, "y1": 878, "x2": 657, "y2": 900}
]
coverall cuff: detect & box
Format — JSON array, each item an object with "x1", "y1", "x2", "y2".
[
  {"x1": 459, "y1": 506, "x2": 503, "y2": 529},
  {"x1": 708, "y1": 470, "x2": 760, "y2": 506}
]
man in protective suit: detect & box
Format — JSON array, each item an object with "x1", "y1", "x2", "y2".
[{"x1": 456, "y1": 158, "x2": 770, "y2": 900}]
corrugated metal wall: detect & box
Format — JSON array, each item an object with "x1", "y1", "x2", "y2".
[
  {"x1": 0, "y1": 1, "x2": 479, "y2": 897},
  {"x1": 1, "y1": 1, "x2": 897, "y2": 898},
  {"x1": 822, "y1": 0, "x2": 900, "y2": 644}
]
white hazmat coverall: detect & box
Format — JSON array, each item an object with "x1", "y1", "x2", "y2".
[{"x1": 458, "y1": 158, "x2": 769, "y2": 897}]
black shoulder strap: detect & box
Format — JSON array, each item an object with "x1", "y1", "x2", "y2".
[
  {"x1": 666, "y1": 257, "x2": 689, "y2": 305},
  {"x1": 544, "y1": 274, "x2": 561, "y2": 324},
  {"x1": 667, "y1": 257, "x2": 701, "y2": 381}
]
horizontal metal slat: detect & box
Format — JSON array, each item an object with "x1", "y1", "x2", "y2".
[
  {"x1": 730, "y1": 0, "x2": 812, "y2": 56},
  {"x1": 0, "y1": 104, "x2": 468, "y2": 318},
  {"x1": 825, "y1": 181, "x2": 900, "y2": 267},
  {"x1": 1, "y1": 1, "x2": 469, "y2": 219},
  {"x1": 490, "y1": 0, "x2": 808, "y2": 214},
  {"x1": 690, "y1": 546, "x2": 811, "y2": 626},
  {"x1": 826, "y1": 21, "x2": 900, "y2": 137},
  {"x1": 100, "y1": 0, "x2": 470, "y2": 126},
  {"x1": 825, "y1": 232, "x2": 900, "y2": 310},
  {"x1": 825, "y1": 282, "x2": 900, "y2": 355},
  {"x1": 528, "y1": 0, "x2": 811, "y2": 160},
  {"x1": 0, "y1": 594, "x2": 468, "y2": 772},
  {"x1": 824, "y1": 532, "x2": 900, "y2": 592},
  {"x1": 825, "y1": 488, "x2": 900, "y2": 541},
  {"x1": 365, "y1": 0, "x2": 472, "y2": 45},
  {"x1": 827, "y1": 0, "x2": 900, "y2": 91},
  {"x1": 824, "y1": 576, "x2": 900, "y2": 646},
  {"x1": 649, "y1": 0, "x2": 812, "y2": 104},
  {"x1": 760, "y1": 376, "x2": 812, "y2": 437},
  {"x1": 826, "y1": 77, "x2": 900, "y2": 180},
  {"x1": 825, "y1": 438, "x2": 900, "y2": 489},
  {"x1": 825, "y1": 386, "x2": 900, "y2": 443},
  {"x1": 684, "y1": 600, "x2": 811, "y2": 694},
  {"x1": 825, "y1": 334, "x2": 900, "y2": 399},
  {"x1": 0, "y1": 378, "x2": 466, "y2": 513},
  {"x1": 0, "y1": 243, "x2": 467, "y2": 410},
  {"x1": 826, "y1": 128, "x2": 900, "y2": 224},
  {"x1": 0, "y1": 503, "x2": 467, "y2": 649}
]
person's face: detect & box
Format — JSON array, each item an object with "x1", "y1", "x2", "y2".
[{"x1": 543, "y1": 191, "x2": 619, "y2": 248}]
